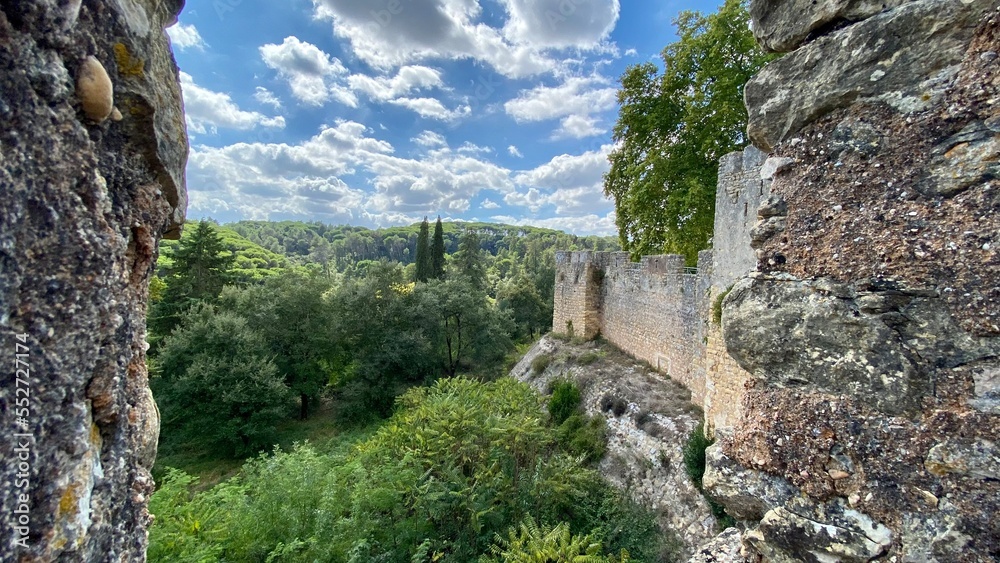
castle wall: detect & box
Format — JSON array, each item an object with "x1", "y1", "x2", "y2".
[{"x1": 552, "y1": 148, "x2": 765, "y2": 433}]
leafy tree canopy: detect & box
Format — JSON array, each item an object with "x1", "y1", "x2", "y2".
[{"x1": 604, "y1": 0, "x2": 775, "y2": 265}]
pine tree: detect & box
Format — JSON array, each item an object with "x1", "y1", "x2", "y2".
[
  {"x1": 414, "y1": 217, "x2": 432, "y2": 282},
  {"x1": 431, "y1": 216, "x2": 445, "y2": 279},
  {"x1": 150, "y1": 220, "x2": 234, "y2": 341}
]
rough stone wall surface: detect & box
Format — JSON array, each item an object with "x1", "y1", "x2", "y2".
[
  {"x1": 702, "y1": 325, "x2": 751, "y2": 435},
  {"x1": 551, "y1": 146, "x2": 764, "y2": 433},
  {"x1": 711, "y1": 146, "x2": 769, "y2": 295},
  {"x1": 0, "y1": 1, "x2": 187, "y2": 561},
  {"x1": 598, "y1": 252, "x2": 711, "y2": 403},
  {"x1": 710, "y1": 1, "x2": 1000, "y2": 561},
  {"x1": 552, "y1": 251, "x2": 603, "y2": 339}
]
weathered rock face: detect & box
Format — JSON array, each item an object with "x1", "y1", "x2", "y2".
[
  {"x1": 703, "y1": 441, "x2": 797, "y2": 522},
  {"x1": 710, "y1": 0, "x2": 1000, "y2": 561},
  {"x1": 724, "y1": 275, "x2": 1000, "y2": 413},
  {"x1": 746, "y1": 0, "x2": 994, "y2": 152},
  {"x1": 0, "y1": 0, "x2": 187, "y2": 560},
  {"x1": 749, "y1": 0, "x2": 914, "y2": 53},
  {"x1": 746, "y1": 497, "x2": 893, "y2": 563}
]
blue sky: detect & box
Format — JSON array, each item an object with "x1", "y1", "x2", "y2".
[{"x1": 168, "y1": 0, "x2": 723, "y2": 235}]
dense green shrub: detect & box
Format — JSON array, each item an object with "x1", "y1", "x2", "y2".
[
  {"x1": 681, "y1": 423, "x2": 734, "y2": 530},
  {"x1": 683, "y1": 423, "x2": 712, "y2": 490},
  {"x1": 548, "y1": 379, "x2": 581, "y2": 425},
  {"x1": 557, "y1": 414, "x2": 608, "y2": 464},
  {"x1": 482, "y1": 516, "x2": 627, "y2": 562},
  {"x1": 531, "y1": 354, "x2": 553, "y2": 376}
]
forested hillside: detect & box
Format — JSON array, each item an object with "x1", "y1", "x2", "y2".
[
  {"x1": 145, "y1": 219, "x2": 664, "y2": 561},
  {"x1": 227, "y1": 219, "x2": 618, "y2": 274}
]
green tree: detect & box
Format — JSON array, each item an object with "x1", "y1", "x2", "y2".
[
  {"x1": 453, "y1": 230, "x2": 487, "y2": 290},
  {"x1": 153, "y1": 305, "x2": 292, "y2": 456},
  {"x1": 604, "y1": 0, "x2": 774, "y2": 265},
  {"x1": 419, "y1": 279, "x2": 515, "y2": 377},
  {"x1": 415, "y1": 217, "x2": 432, "y2": 282},
  {"x1": 334, "y1": 262, "x2": 436, "y2": 418},
  {"x1": 221, "y1": 272, "x2": 341, "y2": 420},
  {"x1": 497, "y1": 275, "x2": 549, "y2": 340},
  {"x1": 150, "y1": 220, "x2": 234, "y2": 340},
  {"x1": 432, "y1": 216, "x2": 446, "y2": 279}
]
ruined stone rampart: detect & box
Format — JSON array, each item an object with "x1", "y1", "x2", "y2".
[{"x1": 553, "y1": 147, "x2": 768, "y2": 433}]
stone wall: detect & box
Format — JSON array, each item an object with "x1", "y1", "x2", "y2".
[
  {"x1": 0, "y1": 1, "x2": 187, "y2": 560},
  {"x1": 705, "y1": 0, "x2": 1000, "y2": 561},
  {"x1": 552, "y1": 145, "x2": 765, "y2": 434}
]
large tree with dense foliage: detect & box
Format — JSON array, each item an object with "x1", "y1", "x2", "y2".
[
  {"x1": 334, "y1": 262, "x2": 437, "y2": 418},
  {"x1": 220, "y1": 272, "x2": 341, "y2": 420},
  {"x1": 153, "y1": 305, "x2": 292, "y2": 456},
  {"x1": 604, "y1": 0, "x2": 775, "y2": 265},
  {"x1": 420, "y1": 278, "x2": 515, "y2": 376}
]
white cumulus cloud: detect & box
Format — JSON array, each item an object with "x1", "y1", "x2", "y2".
[
  {"x1": 260, "y1": 36, "x2": 356, "y2": 106},
  {"x1": 310, "y1": 0, "x2": 621, "y2": 77},
  {"x1": 500, "y1": 0, "x2": 620, "y2": 49},
  {"x1": 179, "y1": 72, "x2": 285, "y2": 135},
  {"x1": 505, "y1": 75, "x2": 617, "y2": 121},
  {"x1": 168, "y1": 23, "x2": 207, "y2": 51}
]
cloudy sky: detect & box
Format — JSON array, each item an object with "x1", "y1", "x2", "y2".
[{"x1": 169, "y1": 0, "x2": 721, "y2": 235}]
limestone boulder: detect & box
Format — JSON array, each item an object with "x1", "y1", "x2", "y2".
[
  {"x1": 703, "y1": 442, "x2": 798, "y2": 521},
  {"x1": 744, "y1": 497, "x2": 892, "y2": 562},
  {"x1": 749, "y1": 0, "x2": 913, "y2": 53},
  {"x1": 745, "y1": 0, "x2": 992, "y2": 151},
  {"x1": 722, "y1": 277, "x2": 920, "y2": 412},
  {"x1": 723, "y1": 276, "x2": 1000, "y2": 413}
]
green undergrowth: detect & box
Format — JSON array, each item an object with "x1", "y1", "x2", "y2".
[
  {"x1": 149, "y1": 377, "x2": 666, "y2": 562},
  {"x1": 683, "y1": 423, "x2": 735, "y2": 530}
]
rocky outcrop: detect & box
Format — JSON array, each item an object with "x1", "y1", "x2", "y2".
[
  {"x1": 749, "y1": 0, "x2": 913, "y2": 53},
  {"x1": 703, "y1": 442, "x2": 797, "y2": 522},
  {"x1": 512, "y1": 335, "x2": 716, "y2": 558},
  {"x1": 746, "y1": 0, "x2": 994, "y2": 152},
  {"x1": 0, "y1": 0, "x2": 187, "y2": 560},
  {"x1": 709, "y1": 0, "x2": 1000, "y2": 561},
  {"x1": 745, "y1": 497, "x2": 893, "y2": 563}
]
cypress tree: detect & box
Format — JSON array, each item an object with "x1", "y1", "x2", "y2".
[
  {"x1": 415, "y1": 217, "x2": 431, "y2": 282},
  {"x1": 431, "y1": 216, "x2": 445, "y2": 279}
]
